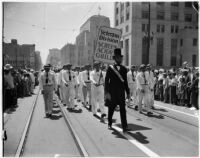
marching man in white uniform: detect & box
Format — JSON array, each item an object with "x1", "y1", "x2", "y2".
[
  {"x1": 136, "y1": 64, "x2": 153, "y2": 115},
  {"x1": 145, "y1": 64, "x2": 155, "y2": 109},
  {"x1": 127, "y1": 65, "x2": 137, "y2": 107},
  {"x1": 39, "y1": 64, "x2": 56, "y2": 118},
  {"x1": 62, "y1": 63, "x2": 77, "y2": 111},
  {"x1": 90, "y1": 61, "x2": 106, "y2": 119},
  {"x1": 81, "y1": 64, "x2": 92, "y2": 111},
  {"x1": 58, "y1": 65, "x2": 66, "y2": 103}
]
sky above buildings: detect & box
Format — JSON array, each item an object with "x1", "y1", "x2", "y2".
[{"x1": 4, "y1": 2, "x2": 114, "y2": 64}]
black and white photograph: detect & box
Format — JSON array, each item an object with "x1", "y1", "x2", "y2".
[{"x1": 2, "y1": 1, "x2": 199, "y2": 157}]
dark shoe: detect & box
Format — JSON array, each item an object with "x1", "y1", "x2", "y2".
[
  {"x1": 89, "y1": 105, "x2": 92, "y2": 111},
  {"x1": 101, "y1": 113, "x2": 106, "y2": 118},
  {"x1": 108, "y1": 125, "x2": 113, "y2": 130},
  {"x1": 147, "y1": 112, "x2": 153, "y2": 116},
  {"x1": 135, "y1": 105, "x2": 138, "y2": 111},
  {"x1": 93, "y1": 114, "x2": 97, "y2": 117},
  {"x1": 46, "y1": 113, "x2": 49, "y2": 118},
  {"x1": 49, "y1": 113, "x2": 52, "y2": 118},
  {"x1": 151, "y1": 106, "x2": 155, "y2": 110}
]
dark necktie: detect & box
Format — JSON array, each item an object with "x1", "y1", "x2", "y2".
[
  {"x1": 46, "y1": 72, "x2": 48, "y2": 84},
  {"x1": 143, "y1": 72, "x2": 147, "y2": 84},
  {"x1": 69, "y1": 71, "x2": 71, "y2": 81},
  {"x1": 87, "y1": 71, "x2": 90, "y2": 80},
  {"x1": 131, "y1": 71, "x2": 135, "y2": 81}
]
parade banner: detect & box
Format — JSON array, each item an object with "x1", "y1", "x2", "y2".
[{"x1": 94, "y1": 26, "x2": 122, "y2": 64}]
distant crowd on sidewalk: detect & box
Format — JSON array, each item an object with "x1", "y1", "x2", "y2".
[
  {"x1": 151, "y1": 61, "x2": 199, "y2": 110},
  {"x1": 3, "y1": 64, "x2": 39, "y2": 112}
]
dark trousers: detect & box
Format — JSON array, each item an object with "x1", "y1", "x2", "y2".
[
  {"x1": 4, "y1": 89, "x2": 13, "y2": 111},
  {"x1": 170, "y1": 86, "x2": 177, "y2": 105},
  {"x1": 108, "y1": 103, "x2": 127, "y2": 130}
]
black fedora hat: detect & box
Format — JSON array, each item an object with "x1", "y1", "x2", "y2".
[{"x1": 113, "y1": 48, "x2": 123, "y2": 57}]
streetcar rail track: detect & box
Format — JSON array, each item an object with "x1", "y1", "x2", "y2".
[
  {"x1": 55, "y1": 96, "x2": 89, "y2": 157},
  {"x1": 15, "y1": 90, "x2": 40, "y2": 157}
]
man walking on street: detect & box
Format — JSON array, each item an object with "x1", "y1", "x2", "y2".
[
  {"x1": 39, "y1": 64, "x2": 56, "y2": 118},
  {"x1": 105, "y1": 48, "x2": 130, "y2": 133}
]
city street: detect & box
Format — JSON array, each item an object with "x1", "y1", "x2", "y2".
[{"x1": 3, "y1": 88, "x2": 199, "y2": 157}]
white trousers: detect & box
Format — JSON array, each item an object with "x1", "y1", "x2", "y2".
[
  {"x1": 137, "y1": 85, "x2": 152, "y2": 113},
  {"x1": 63, "y1": 83, "x2": 75, "y2": 108},
  {"x1": 91, "y1": 85, "x2": 105, "y2": 115},
  {"x1": 128, "y1": 82, "x2": 137, "y2": 105}
]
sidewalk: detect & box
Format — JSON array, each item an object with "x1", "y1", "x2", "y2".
[{"x1": 3, "y1": 87, "x2": 40, "y2": 157}]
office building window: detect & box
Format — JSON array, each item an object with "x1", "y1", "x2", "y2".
[
  {"x1": 156, "y1": 2, "x2": 165, "y2": 6},
  {"x1": 142, "y1": 11, "x2": 149, "y2": 19},
  {"x1": 126, "y1": 12, "x2": 129, "y2": 20},
  {"x1": 193, "y1": 38, "x2": 197, "y2": 46},
  {"x1": 125, "y1": 39, "x2": 129, "y2": 66},
  {"x1": 120, "y1": 3, "x2": 124, "y2": 11},
  {"x1": 142, "y1": 37, "x2": 148, "y2": 64},
  {"x1": 157, "y1": 38, "x2": 164, "y2": 66},
  {"x1": 120, "y1": 16, "x2": 124, "y2": 23},
  {"x1": 175, "y1": 25, "x2": 179, "y2": 33},
  {"x1": 171, "y1": 2, "x2": 179, "y2": 7},
  {"x1": 157, "y1": 11, "x2": 165, "y2": 20},
  {"x1": 116, "y1": 7, "x2": 119, "y2": 14},
  {"x1": 171, "y1": 25, "x2": 175, "y2": 33},
  {"x1": 157, "y1": 25, "x2": 160, "y2": 33},
  {"x1": 142, "y1": 24, "x2": 148, "y2": 32},
  {"x1": 120, "y1": 28, "x2": 123, "y2": 34},
  {"x1": 126, "y1": 2, "x2": 130, "y2": 7},
  {"x1": 171, "y1": 38, "x2": 178, "y2": 66},
  {"x1": 185, "y1": 2, "x2": 192, "y2": 8},
  {"x1": 116, "y1": 19, "x2": 119, "y2": 26},
  {"x1": 157, "y1": 24, "x2": 165, "y2": 33},
  {"x1": 126, "y1": 25, "x2": 129, "y2": 32},
  {"x1": 180, "y1": 39, "x2": 183, "y2": 46},
  {"x1": 171, "y1": 12, "x2": 179, "y2": 21},
  {"x1": 192, "y1": 54, "x2": 197, "y2": 66},
  {"x1": 185, "y1": 14, "x2": 192, "y2": 22}
]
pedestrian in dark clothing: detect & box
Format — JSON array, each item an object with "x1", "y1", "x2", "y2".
[{"x1": 105, "y1": 48, "x2": 130, "y2": 133}]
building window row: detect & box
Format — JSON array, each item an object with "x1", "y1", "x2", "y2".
[
  {"x1": 120, "y1": 16, "x2": 124, "y2": 23},
  {"x1": 142, "y1": 11, "x2": 149, "y2": 19},
  {"x1": 171, "y1": 2, "x2": 179, "y2": 7},
  {"x1": 171, "y1": 25, "x2": 179, "y2": 33},
  {"x1": 157, "y1": 11, "x2": 165, "y2": 20},
  {"x1": 171, "y1": 12, "x2": 179, "y2": 21},
  {"x1": 185, "y1": 13, "x2": 192, "y2": 22},
  {"x1": 157, "y1": 24, "x2": 165, "y2": 33},
  {"x1": 180, "y1": 38, "x2": 197, "y2": 47},
  {"x1": 142, "y1": 24, "x2": 149, "y2": 32},
  {"x1": 126, "y1": 25, "x2": 129, "y2": 32}
]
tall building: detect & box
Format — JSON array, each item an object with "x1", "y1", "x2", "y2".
[
  {"x1": 46, "y1": 48, "x2": 61, "y2": 67},
  {"x1": 60, "y1": 44, "x2": 76, "y2": 67},
  {"x1": 114, "y1": 2, "x2": 199, "y2": 67},
  {"x1": 76, "y1": 15, "x2": 110, "y2": 66},
  {"x1": 35, "y1": 51, "x2": 43, "y2": 71},
  {"x1": 3, "y1": 39, "x2": 37, "y2": 69}
]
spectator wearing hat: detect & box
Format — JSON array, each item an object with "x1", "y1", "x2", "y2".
[
  {"x1": 127, "y1": 65, "x2": 137, "y2": 107},
  {"x1": 105, "y1": 48, "x2": 130, "y2": 132},
  {"x1": 145, "y1": 64, "x2": 155, "y2": 109},
  {"x1": 4, "y1": 64, "x2": 15, "y2": 111},
  {"x1": 90, "y1": 61, "x2": 106, "y2": 119},
  {"x1": 81, "y1": 64, "x2": 92, "y2": 110},
  {"x1": 62, "y1": 63, "x2": 77, "y2": 111},
  {"x1": 136, "y1": 64, "x2": 153, "y2": 115},
  {"x1": 169, "y1": 72, "x2": 178, "y2": 105},
  {"x1": 39, "y1": 64, "x2": 56, "y2": 118}
]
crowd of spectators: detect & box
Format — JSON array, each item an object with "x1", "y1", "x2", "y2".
[
  {"x1": 3, "y1": 64, "x2": 39, "y2": 112},
  {"x1": 153, "y1": 62, "x2": 199, "y2": 110}
]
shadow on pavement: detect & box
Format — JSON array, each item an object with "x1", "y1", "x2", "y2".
[
  {"x1": 50, "y1": 114, "x2": 62, "y2": 120},
  {"x1": 116, "y1": 123, "x2": 152, "y2": 132},
  {"x1": 111, "y1": 130, "x2": 126, "y2": 140},
  {"x1": 128, "y1": 132, "x2": 149, "y2": 144},
  {"x1": 153, "y1": 108, "x2": 168, "y2": 112},
  {"x1": 142, "y1": 112, "x2": 165, "y2": 119},
  {"x1": 67, "y1": 108, "x2": 82, "y2": 113},
  {"x1": 52, "y1": 109, "x2": 61, "y2": 114}
]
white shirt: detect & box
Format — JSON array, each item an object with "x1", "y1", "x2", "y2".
[
  {"x1": 81, "y1": 70, "x2": 92, "y2": 84},
  {"x1": 62, "y1": 70, "x2": 77, "y2": 86},
  {"x1": 136, "y1": 71, "x2": 148, "y2": 90},
  {"x1": 90, "y1": 70, "x2": 105, "y2": 85},
  {"x1": 39, "y1": 71, "x2": 56, "y2": 90},
  {"x1": 127, "y1": 70, "x2": 137, "y2": 84},
  {"x1": 145, "y1": 70, "x2": 154, "y2": 89}
]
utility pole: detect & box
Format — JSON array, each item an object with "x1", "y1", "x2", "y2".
[{"x1": 146, "y1": 2, "x2": 151, "y2": 65}]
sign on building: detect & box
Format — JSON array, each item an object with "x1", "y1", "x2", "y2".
[{"x1": 94, "y1": 26, "x2": 122, "y2": 64}]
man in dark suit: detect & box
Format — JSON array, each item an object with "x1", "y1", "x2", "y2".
[{"x1": 105, "y1": 48, "x2": 130, "y2": 133}]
